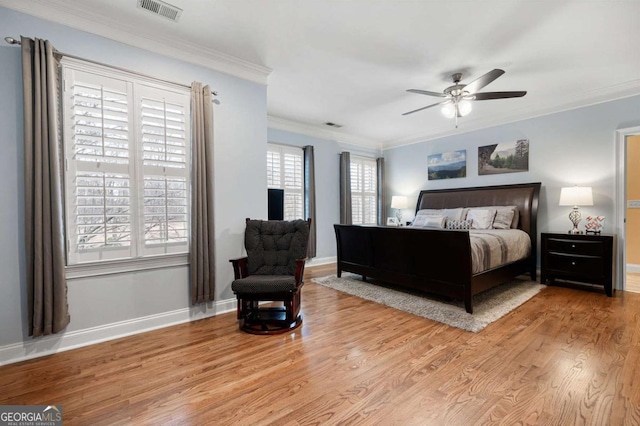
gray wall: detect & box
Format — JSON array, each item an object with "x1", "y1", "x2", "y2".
[
  {"x1": 267, "y1": 128, "x2": 379, "y2": 262},
  {"x1": 0, "y1": 7, "x2": 267, "y2": 354},
  {"x1": 383, "y1": 95, "x2": 640, "y2": 266}
]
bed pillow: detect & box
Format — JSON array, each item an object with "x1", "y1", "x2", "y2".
[
  {"x1": 416, "y1": 208, "x2": 462, "y2": 220},
  {"x1": 410, "y1": 215, "x2": 429, "y2": 227},
  {"x1": 509, "y1": 207, "x2": 520, "y2": 229},
  {"x1": 463, "y1": 205, "x2": 519, "y2": 229},
  {"x1": 492, "y1": 207, "x2": 516, "y2": 229},
  {"x1": 442, "y1": 208, "x2": 464, "y2": 221},
  {"x1": 421, "y1": 216, "x2": 447, "y2": 229},
  {"x1": 467, "y1": 208, "x2": 497, "y2": 230},
  {"x1": 415, "y1": 209, "x2": 443, "y2": 217},
  {"x1": 446, "y1": 219, "x2": 473, "y2": 230}
]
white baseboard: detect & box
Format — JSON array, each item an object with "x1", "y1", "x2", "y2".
[
  {"x1": 627, "y1": 264, "x2": 640, "y2": 273},
  {"x1": 307, "y1": 256, "x2": 336, "y2": 267},
  {"x1": 0, "y1": 298, "x2": 237, "y2": 366}
]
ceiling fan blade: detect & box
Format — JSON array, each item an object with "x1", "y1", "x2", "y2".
[
  {"x1": 402, "y1": 101, "x2": 444, "y2": 116},
  {"x1": 407, "y1": 89, "x2": 446, "y2": 97},
  {"x1": 472, "y1": 91, "x2": 527, "y2": 100},
  {"x1": 463, "y1": 69, "x2": 505, "y2": 94}
]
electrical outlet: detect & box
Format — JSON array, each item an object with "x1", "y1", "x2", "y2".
[{"x1": 628, "y1": 200, "x2": 640, "y2": 208}]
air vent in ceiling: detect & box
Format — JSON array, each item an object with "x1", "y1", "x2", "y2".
[
  {"x1": 137, "y1": 0, "x2": 183, "y2": 22},
  {"x1": 325, "y1": 122, "x2": 343, "y2": 128}
]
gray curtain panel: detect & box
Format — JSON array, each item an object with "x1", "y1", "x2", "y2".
[
  {"x1": 21, "y1": 36, "x2": 70, "y2": 337},
  {"x1": 339, "y1": 152, "x2": 352, "y2": 225},
  {"x1": 303, "y1": 145, "x2": 317, "y2": 258},
  {"x1": 190, "y1": 82, "x2": 216, "y2": 305},
  {"x1": 376, "y1": 157, "x2": 386, "y2": 226}
]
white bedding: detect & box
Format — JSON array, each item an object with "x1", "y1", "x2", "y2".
[{"x1": 469, "y1": 229, "x2": 531, "y2": 274}]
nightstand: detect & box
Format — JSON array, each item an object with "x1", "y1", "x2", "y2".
[{"x1": 540, "y1": 232, "x2": 617, "y2": 296}]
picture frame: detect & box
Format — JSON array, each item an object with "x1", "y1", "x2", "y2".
[
  {"x1": 427, "y1": 150, "x2": 467, "y2": 180},
  {"x1": 387, "y1": 217, "x2": 398, "y2": 226},
  {"x1": 478, "y1": 139, "x2": 529, "y2": 175}
]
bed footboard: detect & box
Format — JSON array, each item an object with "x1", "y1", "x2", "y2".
[{"x1": 334, "y1": 225, "x2": 476, "y2": 312}]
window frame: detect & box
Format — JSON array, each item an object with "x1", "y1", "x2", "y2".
[
  {"x1": 61, "y1": 57, "x2": 192, "y2": 277},
  {"x1": 266, "y1": 143, "x2": 305, "y2": 221}
]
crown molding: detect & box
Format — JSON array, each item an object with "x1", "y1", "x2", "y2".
[
  {"x1": 268, "y1": 116, "x2": 381, "y2": 149},
  {"x1": 383, "y1": 78, "x2": 640, "y2": 150},
  {"x1": 0, "y1": 0, "x2": 271, "y2": 85}
]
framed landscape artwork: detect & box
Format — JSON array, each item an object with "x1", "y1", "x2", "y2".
[
  {"x1": 478, "y1": 139, "x2": 529, "y2": 175},
  {"x1": 427, "y1": 150, "x2": 466, "y2": 180}
]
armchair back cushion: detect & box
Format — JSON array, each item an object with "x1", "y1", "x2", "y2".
[{"x1": 245, "y1": 219, "x2": 310, "y2": 276}]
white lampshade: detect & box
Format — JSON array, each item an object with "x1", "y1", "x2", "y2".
[
  {"x1": 391, "y1": 195, "x2": 408, "y2": 209},
  {"x1": 559, "y1": 186, "x2": 593, "y2": 206},
  {"x1": 441, "y1": 102, "x2": 456, "y2": 118},
  {"x1": 457, "y1": 99, "x2": 473, "y2": 116}
]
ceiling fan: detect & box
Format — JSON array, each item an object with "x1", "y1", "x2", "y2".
[{"x1": 403, "y1": 69, "x2": 526, "y2": 126}]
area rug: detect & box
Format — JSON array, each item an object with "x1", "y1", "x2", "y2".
[{"x1": 311, "y1": 274, "x2": 545, "y2": 332}]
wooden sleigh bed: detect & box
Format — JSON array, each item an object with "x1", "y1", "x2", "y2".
[{"x1": 334, "y1": 182, "x2": 541, "y2": 313}]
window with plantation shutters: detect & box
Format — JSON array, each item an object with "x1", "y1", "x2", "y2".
[
  {"x1": 351, "y1": 157, "x2": 377, "y2": 225},
  {"x1": 62, "y1": 60, "x2": 191, "y2": 265},
  {"x1": 266, "y1": 144, "x2": 304, "y2": 220}
]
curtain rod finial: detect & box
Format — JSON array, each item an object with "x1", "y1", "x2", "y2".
[{"x1": 4, "y1": 36, "x2": 21, "y2": 45}]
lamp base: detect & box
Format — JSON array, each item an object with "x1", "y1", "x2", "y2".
[{"x1": 568, "y1": 207, "x2": 582, "y2": 235}]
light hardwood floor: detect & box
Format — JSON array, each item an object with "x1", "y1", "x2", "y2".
[{"x1": 1, "y1": 264, "x2": 640, "y2": 425}]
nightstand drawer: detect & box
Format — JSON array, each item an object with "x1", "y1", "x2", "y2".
[
  {"x1": 547, "y1": 253, "x2": 604, "y2": 278},
  {"x1": 546, "y1": 238, "x2": 604, "y2": 256}
]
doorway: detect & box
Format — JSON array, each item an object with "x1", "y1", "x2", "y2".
[
  {"x1": 625, "y1": 135, "x2": 640, "y2": 292},
  {"x1": 616, "y1": 128, "x2": 640, "y2": 292}
]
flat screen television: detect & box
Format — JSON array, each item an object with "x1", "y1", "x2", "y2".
[{"x1": 268, "y1": 188, "x2": 285, "y2": 220}]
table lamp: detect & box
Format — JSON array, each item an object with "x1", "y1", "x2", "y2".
[
  {"x1": 390, "y1": 195, "x2": 408, "y2": 226},
  {"x1": 559, "y1": 186, "x2": 593, "y2": 234}
]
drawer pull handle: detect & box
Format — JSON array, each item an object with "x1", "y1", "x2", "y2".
[
  {"x1": 571, "y1": 261, "x2": 576, "y2": 266},
  {"x1": 571, "y1": 244, "x2": 576, "y2": 248}
]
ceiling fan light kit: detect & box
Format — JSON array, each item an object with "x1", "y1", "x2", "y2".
[{"x1": 404, "y1": 69, "x2": 526, "y2": 127}]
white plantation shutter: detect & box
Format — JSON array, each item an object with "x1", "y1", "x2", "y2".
[
  {"x1": 64, "y1": 69, "x2": 134, "y2": 263},
  {"x1": 138, "y1": 85, "x2": 190, "y2": 255},
  {"x1": 266, "y1": 150, "x2": 281, "y2": 187},
  {"x1": 283, "y1": 152, "x2": 303, "y2": 220},
  {"x1": 62, "y1": 61, "x2": 190, "y2": 264},
  {"x1": 143, "y1": 176, "x2": 188, "y2": 247},
  {"x1": 141, "y1": 97, "x2": 187, "y2": 169},
  {"x1": 267, "y1": 144, "x2": 304, "y2": 220},
  {"x1": 76, "y1": 172, "x2": 131, "y2": 250},
  {"x1": 350, "y1": 157, "x2": 377, "y2": 225},
  {"x1": 363, "y1": 161, "x2": 377, "y2": 225},
  {"x1": 350, "y1": 162, "x2": 363, "y2": 224}
]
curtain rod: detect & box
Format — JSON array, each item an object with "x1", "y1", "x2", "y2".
[{"x1": 4, "y1": 36, "x2": 218, "y2": 96}]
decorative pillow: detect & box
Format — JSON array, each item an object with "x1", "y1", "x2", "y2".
[
  {"x1": 492, "y1": 208, "x2": 516, "y2": 229},
  {"x1": 410, "y1": 215, "x2": 429, "y2": 227},
  {"x1": 442, "y1": 208, "x2": 463, "y2": 221},
  {"x1": 446, "y1": 219, "x2": 473, "y2": 230},
  {"x1": 510, "y1": 208, "x2": 520, "y2": 229},
  {"x1": 466, "y1": 205, "x2": 519, "y2": 228},
  {"x1": 421, "y1": 216, "x2": 447, "y2": 229},
  {"x1": 416, "y1": 209, "x2": 443, "y2": 217},
  {"x1": 467, "y1": 208, "x2": 497, "y2": 230}
]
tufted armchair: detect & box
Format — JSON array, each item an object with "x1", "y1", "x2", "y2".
[{"x1": 230, "y1": 218, "x2": 311, "y2": 334}]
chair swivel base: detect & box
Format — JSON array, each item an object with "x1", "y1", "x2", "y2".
[{"x1": 239, "y1": 307, "x2": 302, "y2": 335}]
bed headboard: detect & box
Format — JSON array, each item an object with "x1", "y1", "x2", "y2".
[{"x1": 415, "y1": 182, "x2": 541, "y2": 239}]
